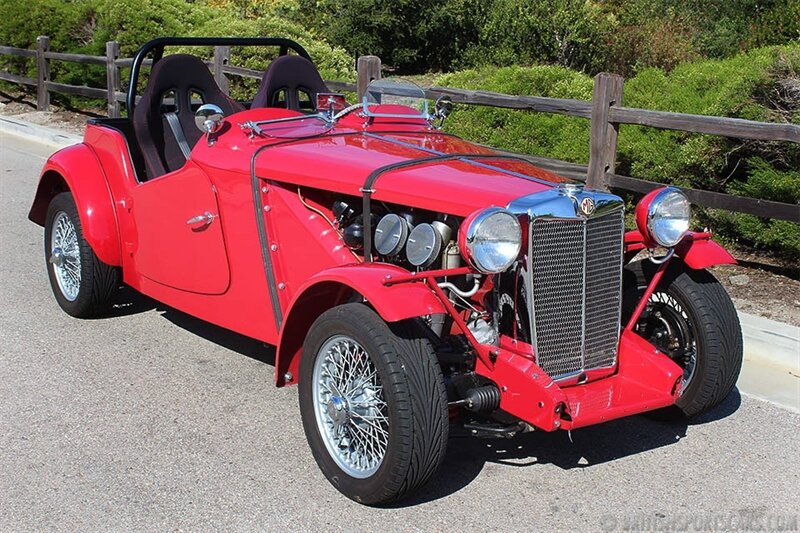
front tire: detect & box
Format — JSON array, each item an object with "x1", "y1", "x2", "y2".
[
  {"x1": 625, "y1": 259, "x2": 743, "y2": 418},
  {"x1": 44, "y1": 192, "x2": 120, "y2": 317},
  {"x1": 299, "y1": 303, "x2": 448, "y2": 505}
]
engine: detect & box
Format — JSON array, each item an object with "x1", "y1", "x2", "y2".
[{"x1": 333, "y1": 199, "x2": 462, "y2": 271}]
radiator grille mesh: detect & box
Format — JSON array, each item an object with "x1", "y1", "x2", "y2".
[
  {"x1": 584, "y1": 211, "x2": 624, "y2": 369},
  {"x1": 530, "y1": 210, "x2": 623, "y2": 379}
]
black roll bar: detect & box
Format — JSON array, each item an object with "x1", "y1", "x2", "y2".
[{"x1": 126, "y1": 37, "x2": 311, "y2": 114}]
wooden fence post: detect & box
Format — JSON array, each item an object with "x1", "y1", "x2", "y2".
[
  {"x1": 36, "y1": 35, "x2": 50, "y2": 111},
  {"x1": 586, "y1": 72, "x2": 624, "y2": 191},
  {"x1": 105, "y1": 41, "x2": 120, "y2": 118},
  {"x1": 213, "y1": 46, "x2": 230, "y2": 94},
  {"x1": 357, "y1": 55, "x2": 381, "y2": 101}
]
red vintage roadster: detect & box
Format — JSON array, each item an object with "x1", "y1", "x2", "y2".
[{"x1": 29, "y1": 38, "x2": 743, "y2": 504}]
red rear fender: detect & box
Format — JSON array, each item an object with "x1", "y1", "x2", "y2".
[
  {"x1": 29, "y1": 144, "x2": 121, "y2": 266},
  {"x1": 275, "y1": 264, "x2": 446, "y2": 386}
]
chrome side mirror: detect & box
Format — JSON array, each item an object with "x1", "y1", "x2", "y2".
[
  {"x1": 194, "y1": 103, "x2": 225, "y2": 145},
  {"x1": 434, "y1": 95, "x2": 453, "y2": 127}
]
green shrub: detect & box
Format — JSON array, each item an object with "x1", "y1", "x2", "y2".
[
  {"x1": 0, "y1": 0, "x2": 104, "y2": 99},
  {"x1": 179, "y1": 14, "x2": 354, "y2": 101},
  {"x1": 93, "y1": 0, "x2": 213, "y2": 56},
  {"x1": 0, "y1": 0, "x2": 353, "y2": 106},
  {"x1": 463, "y1": 0, "x2": 616, "y2": 73},
  {"x1": 436, "y1": 66, "x2": 594, "y2": 162},
  {"x1": 291, "y1": 0, "x2": 487, "y2": 73},
  {"x1": 0, "y1": 0, "x2": 99, "y2": 52},
  {"x1": 435, "y1": 45, "x2": 800, "y2": 260},
  {"x1": 190, "y1": 14, "x2": 354, "y2": 82}
]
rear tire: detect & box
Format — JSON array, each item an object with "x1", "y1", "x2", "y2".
[
  {"x1": 44, "y1": 192, "x2": 120, "y2": 318},
  {"x1": 299, "y1": 303, "x2": 448, "y2": 505},
  {"x1": 625, "y1": 259, "x2": 743, "y2": 419}
]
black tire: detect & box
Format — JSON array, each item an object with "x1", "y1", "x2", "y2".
[
  {"x1": 299, "y1": 303, "x2": 448, "y2": 505},
  {"x1": 44, "y1": 192, "x2": 120, "y2": 318},
  {"x1": 624, "y1": 259, "x2": 743, "y2": 418}
]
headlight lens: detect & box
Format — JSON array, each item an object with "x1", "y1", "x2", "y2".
[
  {"x1": 460, "y1": 207, "x2": 522, "y2": 273},
  {"x1": 646, "y1": 188, "x2": 691, "y2": 247}
]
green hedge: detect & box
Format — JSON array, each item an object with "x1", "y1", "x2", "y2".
[
  {"x1": 282, "y1": 0, "x2": 800, "y2": 76},
  {"x1": 0, "y1": 0, "x2": 354, "y2": 104},
  {"x1": 436, "y1": 45, "x2": 800, "y2": 260}
]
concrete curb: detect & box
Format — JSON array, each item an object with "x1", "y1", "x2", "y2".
[
  {"x1": 0, "y1": 115, "x2": 81, "y2": 149},
  {"x1": 739, "y1": 312, "x2": 799, "y2": 372},
  {"x1": 738, "y1": 311, "x2": 799, "y2": 413},
  {"x1": 2, "y1": 115, "x2": 798, "y2": 411}
]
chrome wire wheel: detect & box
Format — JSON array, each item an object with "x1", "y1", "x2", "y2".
[
  {"x1": 636, "y1": 288, "x2": 698, "y2": 390},
  {"x1": 50, "y1": 211, "x2": 81, "y2": 302},
  {"x1": 648, "y1": 291, "x2": 697, "y2": 388},
  {"x1": 312, "y1": 335, "x2": 389, "y2": 479}
]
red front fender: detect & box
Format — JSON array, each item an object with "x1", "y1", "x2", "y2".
[
  {"x1": 625, "y1": 230, "x2": 735, "y2": 270},
  {"x1": 675, "y1": 232, "x2": 736, "y2": 269},
  {"x1": 29, "y1": 143, "x2": 121, "y2": 266},
  {"x1": 275, "y1": 263, "x2": 446, "y2": 386}
]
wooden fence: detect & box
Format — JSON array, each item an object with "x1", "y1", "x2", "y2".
[{"x1": 1, "y1": 36, "x2": 798, "y2": 222}]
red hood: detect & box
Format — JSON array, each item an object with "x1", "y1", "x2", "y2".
[{"x1": 195, "y1": 108, "x2": 569, "y2": 216}]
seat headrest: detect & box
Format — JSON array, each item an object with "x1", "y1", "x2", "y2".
[{"x1": 252, "y1": 55, "x2": 329, "y2": 110}]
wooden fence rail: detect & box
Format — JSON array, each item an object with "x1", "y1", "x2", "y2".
[{"x1": 0, "y1": 37, "x2": 798, "y2": 222}]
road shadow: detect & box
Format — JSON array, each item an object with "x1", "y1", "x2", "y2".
[
  {"x1": 89, "y1": 285, "x2": 274, "y2": 363},
  {"x1": 106, "y1": 286, "x2": 158, "y2": 317},
  {"x1": 735, "y1": 258, "x2": 798, "y2": 280},
  {"x1": 398, "y1": 389, "x2": 741, "y2": 507},
  {"x1": 81, "y1": 286, "x2": 157, "y2": 320},
  {"x1": 157, "y1": 305, "x2": 276, "y2": 366}
]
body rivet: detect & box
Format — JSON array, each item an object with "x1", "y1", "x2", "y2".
[
  {"x1": 278, "y1": 282, "x2": 286, "y2": 290},
  {"x1": 271, "y1": 244, "x2": 278, "y2": 251},
  {"x1": 284, "y1": 372, "x2": 293, "y2": 382},
  {"x1": 262, "y1": 186, "x2": 269, "y2": 193},
  {"x1": 263, "y1": 205, "x2": 271, "y2": 212}
]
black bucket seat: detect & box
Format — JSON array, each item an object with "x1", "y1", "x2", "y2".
[{"x1": 133, "y1": 53, "x2": 243, "y2": 180}]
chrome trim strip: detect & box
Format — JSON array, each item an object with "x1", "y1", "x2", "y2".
[
  {"x1": 580, "y1": 219, "x2": 587, "y2": 370},
  {"x1": 251, "y1": 144, "x2": 284, "y2": 329},
  {"x1": 507, "y1": 185, "x2": 624, "y2": 220}
]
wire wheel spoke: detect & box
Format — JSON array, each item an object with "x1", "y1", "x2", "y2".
[
  {"x1": 648, "y1": 291, "x2": 697, "y2": 387},
  {"x1": 50, "y1": 211, "x2": 81, "y2": 302},
  {"x1": 313, "y1": 335, "x2": 389, "y2": 479}
]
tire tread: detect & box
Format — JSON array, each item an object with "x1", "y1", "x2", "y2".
[
  {"x1": 628, "y1": 260, "x2": 743, "y2": 418},
  {"x1": 298, "y1": 303, "x2": 448, "y2": 505}
]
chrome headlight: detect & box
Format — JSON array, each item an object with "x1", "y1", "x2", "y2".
[
  {"x1": 459, "y1": 207, "x2": 522, "y2": 273},
  {"x1": 643, "y1": 187, "x2": 691, "y2": 247}
]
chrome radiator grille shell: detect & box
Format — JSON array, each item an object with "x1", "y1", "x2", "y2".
[{"x1": 508, "y1": 187, "x2": 625, "y2": 381}]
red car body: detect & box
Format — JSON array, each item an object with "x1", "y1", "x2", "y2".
[{"x1": 29, "y1": 100, "x2": 735, "y2": 432}]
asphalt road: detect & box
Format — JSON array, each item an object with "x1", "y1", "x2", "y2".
[{"x1": 1, "y1": 132, "x2": 799, "y2": 532}]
